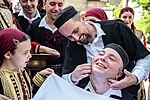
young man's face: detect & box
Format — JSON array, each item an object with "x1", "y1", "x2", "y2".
[
  {"x1": 19, "y1": 0, "x2": 38, "y2": 15},
  {"x1": 59, "y1": 18, "x2": 93, "y2": 45},
  {"x1": 8, "y1": 39, "x2": 32, "y2": 68},
  {"x1": 45, "y1": 0, "x2": 63, "y2": 20},
  {"x1": 91, "y1": 48, "x2": 123, "y2": 80}
]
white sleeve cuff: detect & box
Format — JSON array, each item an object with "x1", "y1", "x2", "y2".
[
  {"x1": 131, "y1": 54, "x2": 150, "y2": 84},
  {"x1": 62, "y1": 73, "x2": 79, "y2": 85}
]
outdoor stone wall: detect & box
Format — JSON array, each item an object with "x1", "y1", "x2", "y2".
[{"x1": 64, "y1": 0, "x2": 107, "y2": 11}]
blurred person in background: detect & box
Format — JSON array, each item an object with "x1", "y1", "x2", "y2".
[
  {"x1": 13, "y1": 0, "x2": 44, "y2": 32},
  {"x1": 84, "y1": 7, "x2": 108, "y2": 21},
  {"x1": 26, "y1": 0, "x2": 64, "y2": 76},
  {"x1": 119, "y1": 7, "x2": 146, "y2": 46}
]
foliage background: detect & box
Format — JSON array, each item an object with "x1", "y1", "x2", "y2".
[{"x1": 111, "y1": 0, "x2": 150, "y2": 43}]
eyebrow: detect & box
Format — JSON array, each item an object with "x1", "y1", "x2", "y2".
[{"x1": 100, "y1": 50, "x2": 118, "y2": 60}]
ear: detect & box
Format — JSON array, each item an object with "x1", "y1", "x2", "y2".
[
  {"x1": 4, "y1": 51, "x2": 12, "y2": 59},
  {"x1": 80, "y1": 14, "x2": 86, "y2": 22},
  {"x1": 115, "y1": 71, "x2": 123, "y2": 80}
]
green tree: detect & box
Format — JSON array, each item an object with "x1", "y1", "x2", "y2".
[{"x1": 136, "y1": 0, "x2": 150, "y2": 42}]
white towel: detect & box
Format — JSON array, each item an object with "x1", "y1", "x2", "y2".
[{"x1": 32, "y1": 73, "x2": 115, "y2": 100}]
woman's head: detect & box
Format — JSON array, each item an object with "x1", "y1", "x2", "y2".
[
  {"x1": 119, "y1": 7, "x2": 134, "y2": 28},
  {"x1": 0, "y1": 28, "x2": 32, "y2": 68},
  {"x1": 84, "y1": 8, "x2": 108, "y2": 21}
]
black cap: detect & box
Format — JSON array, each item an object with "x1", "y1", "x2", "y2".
[
  {"x1": 105, "y1": 43, "x2": 129, "y2": 68},
  {"x1": 54, "y1": 6, "x2": 78, "y2": 29}
]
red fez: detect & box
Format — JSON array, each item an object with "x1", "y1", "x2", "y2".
[
  {"x1": 119, "y1": 7, "x2": 134, "y2": 18},
  {"x1": 85, "y1": 8, "x2": 108, "y2": 20},
  {"x1": 0, "y1": 28, "x2": 25, "y2": 60}
]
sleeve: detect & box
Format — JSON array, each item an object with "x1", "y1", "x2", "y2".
[
  {"x1": 115, "y1": 20, "x2": 150, "y2": 83},
  {"x1": 132, "y1": 54, "x2": 150, "y2": 83},
  {"x1": 32, "y1": 72, "x2": 45, "y2": 87},
  {"x1": 62, "y1": 73, "x2": 79, "y2": 85},
  {"x1": 31, "y1": 42, "x2": 40, "y2": 54},
  {"x1": 62, "y1": 41, "x2": 75, "y2": 74}
]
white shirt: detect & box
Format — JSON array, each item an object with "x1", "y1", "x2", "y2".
[
  {"x1": 84, "y1": 21, "x2": 105, "y2": 64},
  {"x1": 18, "y1": 9, "x2": 41, "y2": 24},
  {"x1": 38, "y1": 15, "x2": 57, "y2": 33},
  {"x1": 85, "y1": 82, "x2": 122, "y2": 98}
]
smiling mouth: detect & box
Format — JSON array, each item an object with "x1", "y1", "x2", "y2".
[
  {"x1": 96, "y1": 63, "x2": 107, "y2": 69},
  {"x1": 79, "y1": 34, "x2": 85, "y2": 42}
]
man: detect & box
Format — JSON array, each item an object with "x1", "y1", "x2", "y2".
[
  {"x1": 14, "y1": 0, "x2": 43, "y2": 32},
  {"x1": 26, "y1": 0, "x2": 64, "y2": 76},
  {"x1": 85, "y1": 43, "x2": 132, "y2": 99},
  {"x1": 54, "y1": 6, "x2": 150, "y2": 97},
  {"x1": 32, "y1": 43, "x2": 131, "y2": 100}
]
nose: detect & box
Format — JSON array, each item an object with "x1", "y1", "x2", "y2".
[
  {"x1": 28, "y1": 52, "x2": 32, "y2": 59},
  {"x1": 100, "y1": 55, "x2": 106, "y2": 62},
  {"x1": 54, "y1": 4, "x2": 60, "y2": 11},
  {"x1": 126, "y1": 17, "x2": 131, "y2": 22},
  {"x1": 27, "y1": 0, "x2": 32, "y2": 5}
]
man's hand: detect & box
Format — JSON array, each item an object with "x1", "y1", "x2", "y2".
[
  {"x1": 108, "y1": 69, "x2": 138, "y2": 90},
  {"x1": 71, "y1": 64, "x2": 92, "y2": 83}
]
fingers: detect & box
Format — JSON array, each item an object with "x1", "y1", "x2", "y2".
[
  {"x1": 107, "y1": 79, "x2": 121, "y2": 90},
  {"x1": 123, "y1": 69, "x2": 131, "y2": 76},
  {"x1": 39, "y1": 68, "x2": 54, "y2": 78},
  {"x1": 108, "y1": 70, "x2": 138, "y2": 90},
  {"x1": 71, "y1": 64, "x2": 92, "y2": 82}
]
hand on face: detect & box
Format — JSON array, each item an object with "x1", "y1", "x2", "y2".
[
  {"x1": 39, "y1": 68, "x2": 54, "y2": 78},
  {"x1": 107, "y1": 69, "x2": 138, "y2": 90},
  {"x1": 71, "y1": 63, "x2": 92, "y2": 83}
]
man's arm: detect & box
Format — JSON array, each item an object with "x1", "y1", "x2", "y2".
[
  {"x1": 132, "y1": 54, "x2": 150, "y2": 82},
  {"x1": 107, "y1": 20, "x2": 150, "y2": 89}
]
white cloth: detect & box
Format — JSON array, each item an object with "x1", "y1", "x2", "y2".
[{"x1": 32, "y1": 73, "x2": 115, "y2": 100}]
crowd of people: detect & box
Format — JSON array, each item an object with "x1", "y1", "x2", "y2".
[{"x1": 0, "y1": 0, "x2": 150, "y2": 99}]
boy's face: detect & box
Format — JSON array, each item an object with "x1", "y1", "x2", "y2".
[
  {"x1": 45, "y1": 0, "x2": 63, "y2": 20},
  {"x1": 9, "y1": 39, "x2": 32, "y2": 68},
  {"x1": 91, "y1": 48, "x2": 123, "y2": 80},
  {"x1": 19, "y1": 0, "x2": 38, "y2": 15}
]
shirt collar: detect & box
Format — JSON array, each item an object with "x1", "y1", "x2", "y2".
[
  {"x1": 85, "y1": 82, "x2": 122, "y2": 98},
  {"x1": 88, "y1": 21, "x2": 105, "y2": 39},
  {"x1": 81, "y1": 21, "x2": 105, "y2": 46},
  {"x1": 18, "y1": 9, "x2": 41, "y2": 23},
  {"x1": 38, "y1": 15, "x2": 57, "y2": 33}
]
